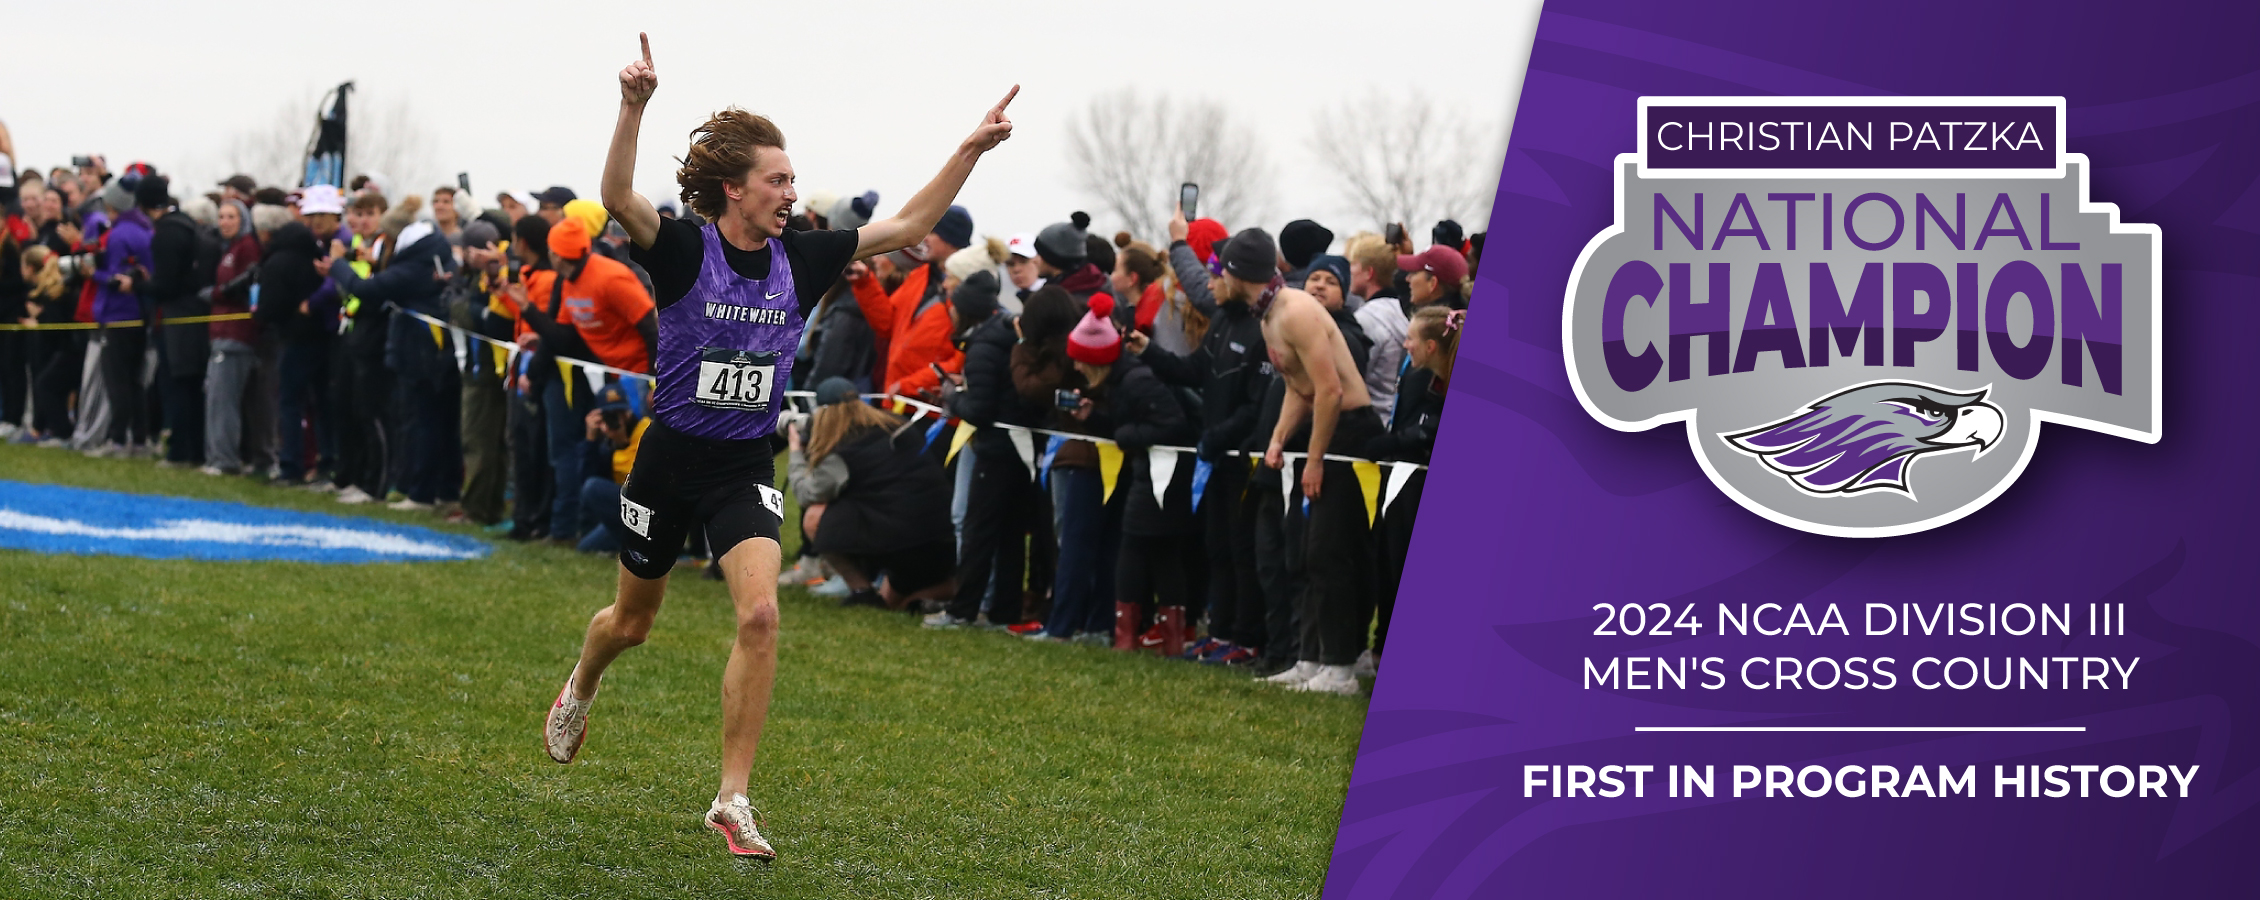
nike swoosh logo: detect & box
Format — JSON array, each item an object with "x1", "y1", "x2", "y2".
[{"x1": 764, "y1": 289, "x2": 785, "y2": 300}]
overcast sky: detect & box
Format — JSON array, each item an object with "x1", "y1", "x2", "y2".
[{"x1": 4, "y1": 0, "x2": 1540, "y2": 244}]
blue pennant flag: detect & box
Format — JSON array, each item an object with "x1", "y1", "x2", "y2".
[
  {"x1": 1039, "y1": 434, "x2": 1066, "y2": 489},
  {"x1": 922, "y1": 418, "x2": 948, "y2": 454},
  {"x1": 1189, "y1": 458, "x2": 1214, "y2": 514}
]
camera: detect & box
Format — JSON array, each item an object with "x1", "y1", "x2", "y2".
[{"x1": 55, "y1": 253, "x2": 97, "y2": 278}]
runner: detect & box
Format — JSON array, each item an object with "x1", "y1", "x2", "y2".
[{"x1": 542, "y1": 32, "x2": 1017, "y2": 860}]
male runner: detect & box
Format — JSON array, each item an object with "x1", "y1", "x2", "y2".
[
  {"x1": 543, "y1": 32, "x2": 1016, "y2": 860},
  {"x1": 1222, "y1": 228, "x2": 1383, "y2": 698}
]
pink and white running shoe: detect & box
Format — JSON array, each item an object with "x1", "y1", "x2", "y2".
[{"x1": 544, "y1": 676, "x2": 592, "y2": 764}]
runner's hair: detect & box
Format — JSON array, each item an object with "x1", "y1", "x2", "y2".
[
  {"x1": 806, "y1": 400, "x2": 904, "y2": 466},
  {"x1": 678, "y1": 108, "x2": 787, "y2": 221},
  {"x1": 1408, "y1": 304, "x2": 1462, "y2": 386}
]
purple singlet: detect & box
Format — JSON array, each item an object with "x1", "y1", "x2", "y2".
[{"x1": 651, "y1": 226, "x2": 803, "y2": 440}]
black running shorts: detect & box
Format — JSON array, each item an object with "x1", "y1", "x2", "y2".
[{"x1": 616, "y1": 418, "x2": 783, "y2": 580}]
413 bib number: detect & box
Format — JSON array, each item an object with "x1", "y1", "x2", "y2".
[{"x1": 695, "y1": 348, "x2": 777, "y2": 411}]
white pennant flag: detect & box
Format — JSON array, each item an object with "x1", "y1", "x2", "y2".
[
  {"x1": 1383, "y1": 461, "x2": 1420, "y2": 515},
  {"x1": 450, "y1": 328, "x2": 469, "y2": 372},
  {"x1": 584, "y1": 363, "x2": 606, "y2": 397},
  {"x1": 1148, "y1": 447, "x2": 1179, "y2": 507},
  {"x1": 1007, "y1": 428, "x2": 1036, "y2": 476}
]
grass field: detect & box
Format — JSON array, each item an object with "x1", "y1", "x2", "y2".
[{"x1": 0, "y1": 442, "x2": 1365, "y2": 899}]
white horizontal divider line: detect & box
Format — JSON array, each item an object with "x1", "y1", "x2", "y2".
[{"x1": 1634, "y1": 726, "x2": 2087, "y2": 733}]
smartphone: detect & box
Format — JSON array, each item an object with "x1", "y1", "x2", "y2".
[
  {"x1": 1054, "y1": 388, "x2": 1082, "y2": 411},
  {"x1": 71, "y1": 155, "x2": 93, "y2": 168},
  {"x1": 457, "y1": 172, "x2": 472, "y2": 193},
  {"x1": 1385, "y1": 222, "x2": 1405, "y2": 246},
  {"x1": 1179, "y1": 183, "x2": 1199, "y2": 220}
]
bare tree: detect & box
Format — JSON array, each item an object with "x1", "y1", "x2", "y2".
[
  {"x1": 204, "y1": 88, "x2": 440, "y2": 197},
  {"x1": 1066, "y1": 88, "x2": 1274, "y2": 241},
  {"x1": 1309, "y1": 88, "x2": 1506, "y2": 241}
]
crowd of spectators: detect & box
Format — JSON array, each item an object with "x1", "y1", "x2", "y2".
[{"x1": 0, "y1": 125, "x2": 1475, "y2": 696}]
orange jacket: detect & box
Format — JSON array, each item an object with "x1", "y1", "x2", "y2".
[
  {"x1": 852, "y1": 263, "x2": 962, "y2": 396},
  {"x1": 513, "y1": 256, "x2": 654, "y2": 373}
]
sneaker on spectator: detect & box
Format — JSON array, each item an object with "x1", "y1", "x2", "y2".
[
  {"x1": 1071, "y1": 631, "x2": 1109, "y2": 646},
  {"x1": 1209, "y1": 645, "x2": 1259, "y2": 667},
  {"x1": 922, "y1": 611, "x2": 974, "y2": 629},
  {"x1": 1353, "y1": 650, "x2": 1379, "y2": 678},
  {"x1": 776, "y1": 557, "x2": 819, "y2": 587},
  {"x1": 388, "y1": 497, "x2": 433, "y2": 511},
  {"x1": 1262, "y1": 661, "x2": 1321, "y2": 686},
  {"x1": 81, "y1": 442, "x2": 119, "y2": 459},
  {"x1": 1180, "y1": 637, "x2": 1222, "y2": 661},
  {"x1": 808, "y1": 576, "x2": 850, "y2": 598},
  {"x1": 36, "y1": 437, "x2": 67, "y2": 449},
  {"x1": 0, "y1": 422, "x2": 18, "y2": 440},
  {"x1": 302, "y1": 479, "x2": 338, "y2": 493},
  {"x1": 1005, "y1": 622, "x2": 1047, "y2": 638},
  {"x1": 336, "y1": 486, "x2": 375, "y2": 505},
  {"x1": 196, "y1": 464, "x2": 229, "y2": 477},
  {"x1": 1296, "y1": 665, "x2": 1363, "y2": 696}
]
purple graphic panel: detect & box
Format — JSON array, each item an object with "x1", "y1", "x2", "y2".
[{"x1": 1328, "y1": 3, "x2": 2260, "y2": 898}]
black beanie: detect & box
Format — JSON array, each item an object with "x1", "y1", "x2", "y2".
[
  {"x1": 1433, "y1": 219, "x2": 1465, "y2": 250},
  {"x1": 1220, "y1": 228, "x2": 1277, "y2": 284},
  {"x1": 135, "y1": 174, "x2": 174, "y2": 210},
  {"x1": 952, "y1": 270, "x2": 1002, "y2": 327},
  {"x1": 1279, "y1": 219, "x2": 1332, "y2": 269}
]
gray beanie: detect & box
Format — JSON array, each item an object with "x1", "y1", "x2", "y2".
[
  {"x1": 827, "y1": 190, "x2": 879, "y2": 230},
  {"x1": 1034, "y1": 211, "x2": 1091, "y2": 270}
]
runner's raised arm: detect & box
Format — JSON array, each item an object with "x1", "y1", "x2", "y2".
[
  {"x1": 604, "y1": 32, "x2": 661, "y2": 249},
  {"x1": 853, "y1": 85, "x2": 1018, "y2": 261}
]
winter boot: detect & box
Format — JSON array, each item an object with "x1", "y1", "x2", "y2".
[{"x1": 1112, "y1": 601, "x2": 1142, "y2": 651}]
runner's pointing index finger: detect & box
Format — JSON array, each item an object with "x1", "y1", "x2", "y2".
[
  {"x1": 995, "y1": 85, "x2": 1019, "y2": 113},
  {"x1": 640, "y1": 32, "x2": 652, "y2": 65}
]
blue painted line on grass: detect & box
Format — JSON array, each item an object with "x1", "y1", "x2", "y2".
[{"x1": 0, "y1": 480, "x2": 489, "y2": 563}]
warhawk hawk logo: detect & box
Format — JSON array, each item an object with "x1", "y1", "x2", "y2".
[
  {"x1": 1725, "y1": 382, "x2": 2003, "y2": 498},
  {"x1": 1562, "y1": 97, "x2": 2160, "y2": 537}
]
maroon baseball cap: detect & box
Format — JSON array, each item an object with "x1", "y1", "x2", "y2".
[{"x1": 1397, "y1": 245, "x2": 1468, "y2": 284}]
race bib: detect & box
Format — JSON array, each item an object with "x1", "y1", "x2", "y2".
[
  {"x1": 756, "y1": 484, "x2": 785, "y2": 519},
  {"x1": 619, "y1": 493, "x2": 654, "y2": 538},
  {"x1": 694, "y1": 347, "x2": 778, "y2": 411}
]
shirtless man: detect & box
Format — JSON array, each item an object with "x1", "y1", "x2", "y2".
[{"x1": 1211, "y1": 228, "x2": 1380, "y2": 697}]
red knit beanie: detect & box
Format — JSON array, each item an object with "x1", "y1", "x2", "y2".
[
  {"x1": 1066, "y1": 294, "x2": 1122, "y2": 365},
  {"x1": 1186, "y1": 218, "x2": 1228, "y2": 264}
]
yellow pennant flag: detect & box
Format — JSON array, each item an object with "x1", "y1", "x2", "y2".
[
  {"x1": 1353, "y1": 460, "x2": 1383, "y2": 527},
  {"x1": 945, "y1": 421, "x2": 976, "y2": 464},
  {"x1": 1096, "y1": 442, "x2": 1124, "y2": 503},
  {"x1": 491, "y1": 342, "x2": 508, "y2": 377},
  {"x1": 557, "y1": 358, "x2": 576, "y2": 405},
  {"x1": 891, "y1": 397, "x2": 909, "y2": 414}
]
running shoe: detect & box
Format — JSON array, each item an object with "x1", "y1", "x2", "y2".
[
  {"x1": 197, "y1": 465, "x2": 230, "y2": 477},
  {"x1": 543, "y1": 675, "x2": 592, "y2": 764},
  {"x1": 1261, "y1": 661, "x2": 1321, "y2": 686},
  {"x1": 705, "y1": 794, "x2": 777, "y2": 860},
  {"x1": 387, "y1": 497, "x2": 433, "y2": 511},
  {"x1": 1296, "y1": 664, "x2": 1363, "y2": 696},
  {"x1": 1179, "y1": 637, "x2": 1222, "y2": 661},
  {"x1": 808, "y1": 576, "x2": 851, "y2": 598},
  {"x1": 922, "y1": 611, "x2": 975, "y2": 629},
  {"x1": 1004, "y1": 622, "x2": 1047, "y2": 638},
  {"x1": 336, "y1": 486, "x2": 374, "y2": 505},
  {"x1": 1353, "y1": 649, "x2": 1379, "y2": 678}
]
